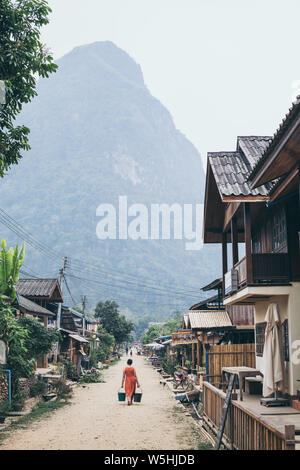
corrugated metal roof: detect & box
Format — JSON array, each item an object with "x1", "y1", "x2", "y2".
[
  {"x1": 17, "y1": 278, "x2": 59, "y2": 298},
  {"x1": 208, "y1": 136, "x2": 275, "y2": 198},
  {"x1": 69, "y1": 334, "x2": 89, "y2": 344},
  {"x1": 188, "y1": 310, "x2": 232, "y2": 329},
  {"x1": 17, "y1": 295, "x2": 55, "y2": 316}
]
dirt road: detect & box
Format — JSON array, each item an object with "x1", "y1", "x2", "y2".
[{"x1": 0, "y1": 355, "x2": 201, "y2": 450}]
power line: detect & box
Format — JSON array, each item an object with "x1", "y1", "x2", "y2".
[
  {"x1": 0, "y1": 207, "x2": 202, "y2": 294},
  {"x1": 0, "y1": 207, "x2": 205, "y2": 309},
  {"x1": 65, "y1": 272, "x2": 203, "y2": 304},
  {"x1": 63, "y1": 274, "x2": 80, "y2": 306}
]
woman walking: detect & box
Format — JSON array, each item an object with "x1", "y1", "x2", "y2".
[{"x1": 121, "y1": 359, "x2": 140, "y2": 406}]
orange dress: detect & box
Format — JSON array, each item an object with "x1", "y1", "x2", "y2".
[{"x1": 124, "y1": 366, "x2": 137, "y2": 398}]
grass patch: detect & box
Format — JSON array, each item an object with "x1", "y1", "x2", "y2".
[
  {"x1": 197, "y1": 441, "x2": 214, "y2": 450},
  {"x1": 0, "y1": 398, "x2": 70, "y2": 445},
  {"x1": 79, "y1": 373, "x2": 104, "y2": 384},
  {"x1": 108, "y1": 357, "x2": 121, "y2": 366}
]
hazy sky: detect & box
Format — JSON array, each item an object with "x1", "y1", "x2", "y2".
[{"x1": 42, "y1": 0, "x2": 300, "y2": 169}]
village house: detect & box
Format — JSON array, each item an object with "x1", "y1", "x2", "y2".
[
  {"x1": 177, "y1": 278, "x2": 254, "y2": 386},
  {"x1": 59, "y1": 306, "x2": 102, "y2": 371},
  {"x1": 15, "y1": 278, "x2": 64, "y2": 368},
  {"x1": 202, "y1": 97, "x2": 300, "y2": 449}
]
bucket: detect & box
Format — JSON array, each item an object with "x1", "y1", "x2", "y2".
[
  {"x1": 118, "y1": 388, "x2": 126, "y2": 402},
  {"x1": 133, "y1": 388, "x2": 142, "y2": 403}
]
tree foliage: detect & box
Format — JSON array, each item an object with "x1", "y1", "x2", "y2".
[
  {"x1": 0, "y1": 0, "x2": 57, "y2": 177},
  {"x1": 90, "y1": 325, "x2": 115, "y2": 364},
  {"x1": 0, "y1": 299, "x2": 35, "y2": 391},
  {"x1": 0, "y1": 238, "x2": 25, "y2": 301},
  {"x1": 18, "y1": 315, "x2": 61, "y2": 359},
  {"x1": 141, "y1": 312, "x2": 182, "y2": 345},
  {"x1": 94, "y1": 300, "x2": 134, "y2": 345}
]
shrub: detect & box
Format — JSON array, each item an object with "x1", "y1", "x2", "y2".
[
  {"x1": 162, "y1": 357, "x2": 178, "y2": 376},
  {"x1": 89, "y1": 349, "x2": 99, "y2": 368},
  {"x1": 0, "y1": 400, "x2": 11, "y2": 415},
  {"x1": 30, "y1": 379, "x2": 46, "y2": 397},
  {"x1": 79, "y1": 371, "x2": 104, "y2": 384},
  {"x1": 51, "y1": 379, "x2": 72, "y2": 398},
  {"x1": 60, "y1": 359, "x2": 80, "y2": 381},
  {"x1": 12, "y1": 391, "x2": 27, "y2": 411}
]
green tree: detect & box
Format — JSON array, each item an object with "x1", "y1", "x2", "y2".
[
  {"x1": 0, "y1": 239, "x2": 25, "y2": 301},
  {"x1": 0, "y1": 238, "x2": 33, "y2": 393},
  {"x1": 18, "y1": 316, "x2": 61, "y2": 360},
  {"x1": 94, "y1": 300, "x2": 134, "y2": 345},
  {"x1": 97, "y1": 325, "x2": 115, "y2": 362},
  {"x1": 0, "y1": 300, "x2": 35, "y2": 393},
  {"x1": 0, "y1": 0, "x2": 57, "y2": 177},
  {"x1": 141, "y1": 324, "x2": 163, "y2": 345},
  {"x1": 141, "y1": 312, "x2": 182, "y2": 345}
]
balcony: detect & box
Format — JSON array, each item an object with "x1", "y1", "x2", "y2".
[{"x1": 225, "y1": 253, "x2": 290, "y2": 296}]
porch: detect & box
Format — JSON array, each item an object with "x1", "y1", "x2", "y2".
[
  {"x1": 222, "y1": 202, "x2": 292, "y2": 300},
  {"x1": 203, "y1": 381, "x2": 300, "y2": 450},
  {"x1": 225, "y1": 253, "x2": 290, "y2": 295}
]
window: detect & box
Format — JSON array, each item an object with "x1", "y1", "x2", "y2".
[
  {"x1": 255, "y1": 322, "x2": 266, "y2": 357},
  {"x1": 252, "y1": 229, "x2": 261, "y2": 254},
  {"x1": 272, "y1": 207, "x2": 287, "y2": 253}
]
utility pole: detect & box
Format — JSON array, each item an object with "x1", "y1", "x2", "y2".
[
  {"x1": 54, "y1": 256, "x2": 67, "y2": 364},
  {"x1": 56, "y1": 256, "x2": 67, "y2": 329},
  {"x1": 82, "y1": 294, "x2": 86, "y2": 337}
]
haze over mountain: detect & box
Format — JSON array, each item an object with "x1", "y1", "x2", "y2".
[{"x1": 0, "y1": 41, "x2": 220, "y2": 317}]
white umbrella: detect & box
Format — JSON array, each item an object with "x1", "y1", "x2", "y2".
[
  {"x1": 261, "y1": 303, "x2": 283, "y2": 397},
  {"x1": 145, "y1": 342, "x2": 164, "y2": 350}
]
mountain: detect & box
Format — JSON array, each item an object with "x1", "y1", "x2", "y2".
[{"x1": 0, "y1": 41, "x2": 220, "y2": 316}]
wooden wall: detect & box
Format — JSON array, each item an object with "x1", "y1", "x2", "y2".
[{"x1": 206, "y1": 343, "x2": 255, "y2": 387}]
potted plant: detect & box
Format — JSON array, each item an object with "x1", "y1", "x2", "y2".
[{"x1": 185, "y1": 360, "x2": 192, "y2": 374}]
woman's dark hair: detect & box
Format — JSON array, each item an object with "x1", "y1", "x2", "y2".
[{"x1": 127, "y1": 359, "x2": 133, "y2": 365}]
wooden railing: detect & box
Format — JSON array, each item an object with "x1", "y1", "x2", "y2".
[
  {"x1": 252, "y1": 253, "x2": 289, "y2": 282},
  {"x1": 230, "y1": 253, "x2": 290, "y2": 290},
  {"x1": 235, "y1": 257, "x2": 247, "y2": 286},
  {"x1": 203, "y1": 382, "x2": 286, "y2": 450}
]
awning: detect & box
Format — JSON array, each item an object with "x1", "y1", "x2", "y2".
[{"x1": 69, "y1": 334, "x2": 89, "y2": 344}]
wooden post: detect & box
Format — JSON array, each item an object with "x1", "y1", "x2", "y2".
[
  {"x1": 196, "y1": 340, "x2": 200, "y2": 369},
  {"x1": 222, "y1": 232, "x2": 228, "y2": 296},
  {"x1": 192, "y1": 342, "x2": 195, "y2": 369},
  {"x1": 231, "y1": 216, "x2": 239, "y2": 266},
  {"x1": 243, "y1": 202, "x2": 253, "y2": 284},
  {"x1": 285, "y1": 425, "x2": 295, "y2": 450}
]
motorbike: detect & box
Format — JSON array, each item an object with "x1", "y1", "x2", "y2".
[{"x1": 172, "y1": 368, "x2": 190, "y2": 390}]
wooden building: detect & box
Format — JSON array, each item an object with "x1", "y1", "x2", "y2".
[
  {"x1": 59, "y1": 306, "x2": 93, "y2": 370},
  {"x1": 202, "y1": 97, "x2": 300, "y2": 448},
  {"x1": 182, "y1": 278, "x2": 254, "y2": 370},
  {"x1": 15, "y1": 293, "x2": 56, "y2": 368},
  {"x1": 16, "y1": 278, "x2": 63, "y2": 311},
  {"x1": 16, "y1": 278, "x2": 63, "y2": 369}
]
